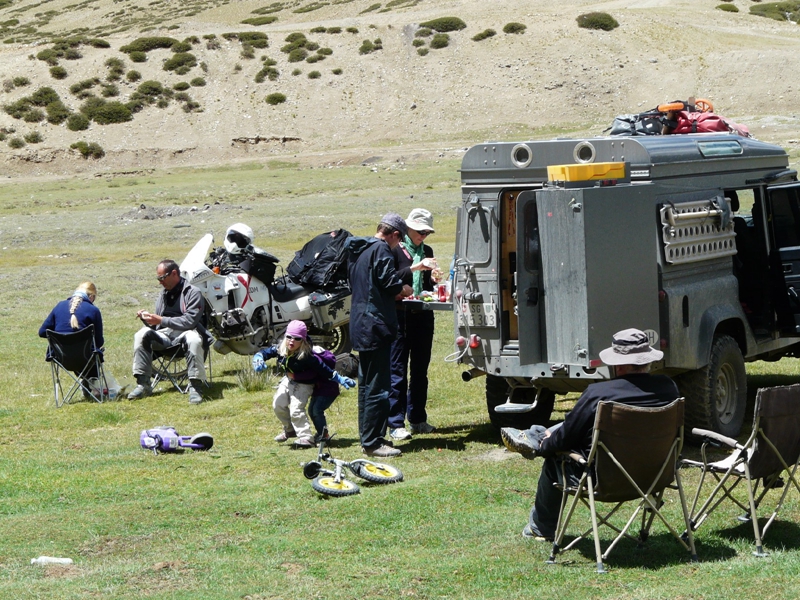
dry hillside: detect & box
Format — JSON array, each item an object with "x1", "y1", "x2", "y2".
[{"x1": 1, "y1": 0, "x2": 799, "y2": 177}]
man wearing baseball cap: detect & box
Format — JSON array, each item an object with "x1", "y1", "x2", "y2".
[
  {"x1": 347, "y1": 213, "x2": 413, "y2": 457},
  {"x1": 501, "y1": 328, "x2": 678, "y2": 540}
]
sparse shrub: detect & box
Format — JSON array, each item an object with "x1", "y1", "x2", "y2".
[
  {"x1": 332, "y1": 68, "x2": 343, "y2": 75},
  {"x1": 327, "y1": 26, "x2": 342, "y2": 33},
  {"x1": 36, "y1": 48, "x2": 59, "y2": 65},
  {"x1": 30, "y1": 87, "x2": 59, "y2": 107},
  {"x1": 416, "y1": 28, "x2": 432, "y2": 38},
  {"x1": 241, "y1": 43, "x2": 255, "y2": 59},
  {"x1": 201, "y1": 62, "x2": 208, "y2": 72},
  {"x1": 12, "y1": 76, "x2": 30, "y2": 87},
  {"x1": 92, "y1": 101, "x2": 132, "y2": 124},
  {"x1": 306, "y1": 54, "x2": 323, "y2": 63},
  {"x1": 305, "y1": 41, "x2": 320, "y2": 51},
  {"x1": 288, "y1": 48, "x2": 308, "y2": 62},
  {"x1": 308, "y1": 70, "x2": 321, "y2": 79},
  {"x1": 318, "y1": 47, "x2": 333, "y2": 55},
  {"x1": 175, "y1": 66, "x2": 191, "y2": 75},
  {"x1": 412, "y1": 39, "x2": 425, "y2": 47},
  {"x1": 130, "y1": 51, "x2": 147, "y2": 63},
  {"x1": 0, "y1": 132, "x2": 6, "y2": 142},
  {"x1": 171, "y1": 41, "x2": 192, "y2": 52},
  {"x1": 64, "y1": 47, "x2": 82, "y2": 60},
  {"x1": 417, "y1": 47, "x2": 429, "y2": 56},
  {"x1": 265, "y1": 92, "x2": 286, "y2": 105},
  {"x1": 157, "y1": 98, "x2": 170, "y2": 108},
  {"x1": 70, "y1": 79, "x2": 97, "y2": 94},
  {"x1": 120, "y1": 37, "x2": 179, "y2": 53},
  {"x1": 310, "y1": 26, "x2": 326, "y2": 33},
  {"x1": 71, "y1": 141, "x2": 104, "y2": 159},
  {"x1": 207, "y1": 38, "x2": 221, "y2": 50},
  {"x1": 242, "y1": 16, "x2": 278, "y2": 25},
  {"x1": 137, "y1": 80, "x2": 164, "y2": 98},
  {"x1": 430, "y1": 33, "x2": 449, "y2": 49},
  {"x1": 87, "y1": 38, "x2": 110, "y2": 48},
  {"x1": 182, "y1": 100, "x2": 201, "y2": 113},
  {"x1": 228, "y1": 31, "x2": 269, "y2": 48},
  {"x1": 174, "y1": 81, "x2": 190, "y2": 90},
  {"x1": 126, "y1": 70, "x2": 142, "y2": 82},
  {"x1": 472, "y1": 28, "x2": 496, "y2": 42},
  {"x1": 167, "y1": 24, "x2": 179, "y2": 30},
  {"x1": 163, "y1": 52, "x2": 197, "y2": 72},
  {"x1": 503, "y1": 22, "x2": 526, "y2": 34},
  {"x1": 23, "y1": 108, "x2": 44, "y2": 122},
  {"x1": 101, "y1": 84, "x2": 119, "y2": 97},
  {"x1": 46, "y1": 100, "x2": 70, "y2": 124},
  {"x1": 361, "y1": 3, "x2": 380, "y2": 14},
  {"x1": 50, "y1": 66, "x2": 68, "y2": 80},
  {"x1": 419, "y1": 17, "x2": 467, "y2": 32},
  {"x1": 292, "y1": 68, "x2": 302, "y2": 76},
  {"x1": 174, "y1": 92, "x2": 191, "y2": 102},
  {"x1": 346, "y1": 26, "x2": 359, "y2": 34},
  {"x1": 8, "y1": 136, "x2": 25, "y2": 149},
  {"x1": 24, "y1": 130, "x2": 42, "y2": 143},
  {"x1": 106, "y1": 57, "x2": 124, "y2": 70},
  {"x1": 190, "y1": 77, "x2": 206, "y2": 86},
  {"x1": 360, "y1": 39, "x2": 383, "y2": 54},
  {"x1": 750, "y1": 2, "x2": 800, "y2": 21},
  {"x1": 255, "y1": 66, "x2": 279, "y2": 82},
  {"x1": 716, "y1": 3, "x2": 739, "y2": 12},
  {"x1": 234, "y1": 63, "x2": 243, "y2": 72},
  {"x1": 184, "y1": 36, "x2": 200, "y2": 45},
  {"x1": 576, "y1": 11, "x2": 620, "y2": 31},
  {"x1": 66, "y1": 113, "x2": 90, "y2": 131},
  {"x1": 80, "y1": 97, "x2": 106, "y2": 118}
]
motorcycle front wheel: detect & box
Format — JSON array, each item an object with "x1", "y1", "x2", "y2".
[{"x1": 311, "y1": 475, "x2": 360, "y2": 497}]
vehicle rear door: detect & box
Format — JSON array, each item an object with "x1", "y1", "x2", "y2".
[
  {"x1": 766, "y1": 182, "x2": 800, "y2": 331},
  {"x1": 515, "y1": 190, "x2": 545, "y2": 365}
]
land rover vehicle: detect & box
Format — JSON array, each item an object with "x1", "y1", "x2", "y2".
[{"x1": 452, "y1": 133, "x2": 798, "y2": 436}]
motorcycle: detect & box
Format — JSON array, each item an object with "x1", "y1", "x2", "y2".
[{"x1": 179, "y1": 233, "x2": 351, "y2": 356}]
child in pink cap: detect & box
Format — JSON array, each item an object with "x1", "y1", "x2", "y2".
[{"x1": 253, "y1": 320, "x2": 354, "y2": 447}]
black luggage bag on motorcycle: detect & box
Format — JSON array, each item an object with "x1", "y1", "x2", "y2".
[{"x1": 287, "y1": 229, "x2": 353, "y2": 290}]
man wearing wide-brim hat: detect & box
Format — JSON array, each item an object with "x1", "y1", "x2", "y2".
[{"x1": 500, "y1": 328, "x2": 679, "y2": 541}]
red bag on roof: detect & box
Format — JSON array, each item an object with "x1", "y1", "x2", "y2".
[{"x1": 670, "y1": 111, "x2": 751, "y2": 137}]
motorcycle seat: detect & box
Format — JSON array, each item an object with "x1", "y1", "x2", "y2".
[{"x1": 269, "y1": 276, "x2": 310, "y2": 303}]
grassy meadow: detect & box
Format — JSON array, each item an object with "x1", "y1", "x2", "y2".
[{"x1": 2, "y1": 158, "x2": 800, "y2": 598}]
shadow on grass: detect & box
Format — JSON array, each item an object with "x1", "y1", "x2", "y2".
[
  {"x1": 714, "y1": 517, "x2": 800, "y2": 551},
  {"x1": 558, "y1": 531, "x2": 736, "y2": 570}
]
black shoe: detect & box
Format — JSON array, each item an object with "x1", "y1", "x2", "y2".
[{"x1": 500, "y1": 427, "x2": 540, "y2": 459}]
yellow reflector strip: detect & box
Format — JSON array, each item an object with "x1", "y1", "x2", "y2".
[{"x1": 547, "y1": 162, "x2": 626, "y2": 182}]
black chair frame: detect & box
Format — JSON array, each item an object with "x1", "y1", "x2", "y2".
[{"x1": 46, "y1": 325, "x2": 109, "y2": 407}]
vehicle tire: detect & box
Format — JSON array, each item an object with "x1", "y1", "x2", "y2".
[
  {"x1": 676, "y1": 335, "x2": 747, "y2": 437},
  {"x1": 349, "y1": 460, "x2": 404, "y2": 484},
  {"x1": 311, "y1": 475, "x2": 360, "y2": 497},
  {"x1": 485, "y1": 375, "x2": 555, "y2": 429},
  {"x1": 310, "y1": 325, "x2": 351, "y2": 356}
]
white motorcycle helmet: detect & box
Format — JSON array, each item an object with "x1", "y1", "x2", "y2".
[{"x1": 224, "y1": 223, "x2": 254, "y2": 255}]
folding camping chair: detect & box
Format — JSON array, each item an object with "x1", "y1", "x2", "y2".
[
  {"x1": 45, "y1": 325, "x2": 109, "y2": 407},
  {"x1": 547, "y1": 398, "x2": 697, "y2": 572},
  {"x1": 682, "y1": 384, "x2": 800, "y2": 556},
  {"x1": 151, "y1": 331, "x2": 213, "y2": 395}
]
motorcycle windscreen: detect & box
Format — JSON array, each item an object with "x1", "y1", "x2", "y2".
[
  {"x1": 515, "y1": 190, "x2": 545, "y2": 365},
  {"x1": 180, "y1": 233, "x2": 214, "y2": 281}
]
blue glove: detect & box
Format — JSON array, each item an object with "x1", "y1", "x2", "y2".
[
  {"x1": 252, "y1": 353, "x2": 266, "y2": 372},
  {"x1": 331, "y1": 372, "x2": 356, "y2": 389}
]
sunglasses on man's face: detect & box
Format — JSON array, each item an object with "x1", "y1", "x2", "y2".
[
  {"x1": 285, "y1": 334, "x2": 304, "y2": 341},
  {"x1": 157, "y1": 270, "x2": 174, "y2": 282}
]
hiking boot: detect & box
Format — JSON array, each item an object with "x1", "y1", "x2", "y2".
[
  {"x1": 293, "y1": 437, "x2": 315, "y2": 448},
  {"x1": 522, "y1": 524, "x2": 553, "y2": 542},
  {"x1": 409, "y1": 421, "x2": 436, "y2": 434},
  {"x1": 274, "y1": 430, "x2": 297, "y2": 443},
  {"x1": 389, "y1": 427, "x2": 412, "y2": 441},
  {"x1": 363, "y1": 444, "x2": 402, "y2": 457},
  {"x1": 500, "y1": 427, "x2": 539, "y2": 459},
  {"x1": 127, "y1": 384, "x2": 152, "y2": 400},
  {"x1": 314, "y1": 427, "x2": 331, "y2": 444},
  {"x1": 187, "y1": 385, "x2": 203, "y2": 405}
]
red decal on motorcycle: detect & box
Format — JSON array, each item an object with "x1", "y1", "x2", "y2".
[{"x1": 237, "y1": 274, "x2": 253, "y2": 308}]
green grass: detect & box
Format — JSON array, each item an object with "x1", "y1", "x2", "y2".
[{"x1": 2, "y1": 159, "x2": 800, "y2": 597}]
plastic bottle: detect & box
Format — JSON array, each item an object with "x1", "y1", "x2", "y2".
[{"x1": 31, "y1": 556, "x2": 73, "y2": 565}]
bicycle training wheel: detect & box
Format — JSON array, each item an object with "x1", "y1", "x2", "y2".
[
  {"x1": 311, "y1": 475, "x2": 360, "y2": 497},
  {"x1": 350, "y1": 460, "x2": 404, "y2": 484}
]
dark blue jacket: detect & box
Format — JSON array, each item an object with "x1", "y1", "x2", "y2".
[
  {"x1": 347, "y1": 236, "x2": 406, "y2": 351},
  {"x1": 539, "y1": 373, "x2": 679, "y2": 459},
  {"x1": 39, "y1": 295, "x2": 104, "y2": 350}
]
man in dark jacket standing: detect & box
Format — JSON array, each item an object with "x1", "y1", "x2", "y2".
[
  {"x1": 500, "y1": 328, "x2": 679, "y2": 540},
  {"x1": 348, "y1": 213, "x2": 413, "y2": 457},
  {"x1": 128, "y1": 259, "x2": 207, "y2": 404}
]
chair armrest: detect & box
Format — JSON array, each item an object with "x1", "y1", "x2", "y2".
[
  {"x1": 556, "y1": 451, "x2": 586, "y2": 465},
  {"x1": 691, "y1": 428, "x2": 741, "y2": 449}
]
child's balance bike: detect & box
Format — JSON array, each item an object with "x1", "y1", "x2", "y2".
[{"x1": 302, "y1": 436, "x2": 403, "y2": 497}]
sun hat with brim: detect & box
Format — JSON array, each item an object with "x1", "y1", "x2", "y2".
[
  {"x1": 406, "y1": 208, "x2": 435, "y2": 233},
  {"x1": 598, "y1": 328, "x2": 663, "y2": 366},
  {"x1": 380, "y1": 212, "x2": 408, "y2": 237}
]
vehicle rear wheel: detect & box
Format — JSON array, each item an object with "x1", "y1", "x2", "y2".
[
  {"x1": 485, "y1": 374, "x2": 555, "y2": 429},
  {"x1": 309, "y1": 325, "x2": 351, "y2": 356},
  {"x1": 676, "y1": 335, "x2": 747, "y2": 437}
]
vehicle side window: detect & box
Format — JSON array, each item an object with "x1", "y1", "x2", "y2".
[
  {"x1": 463, "y1": 205, "x2": 492, "y2": 265},
  {"x1": 769, "y1": 188, "x2": 800, "y2": 248}
]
